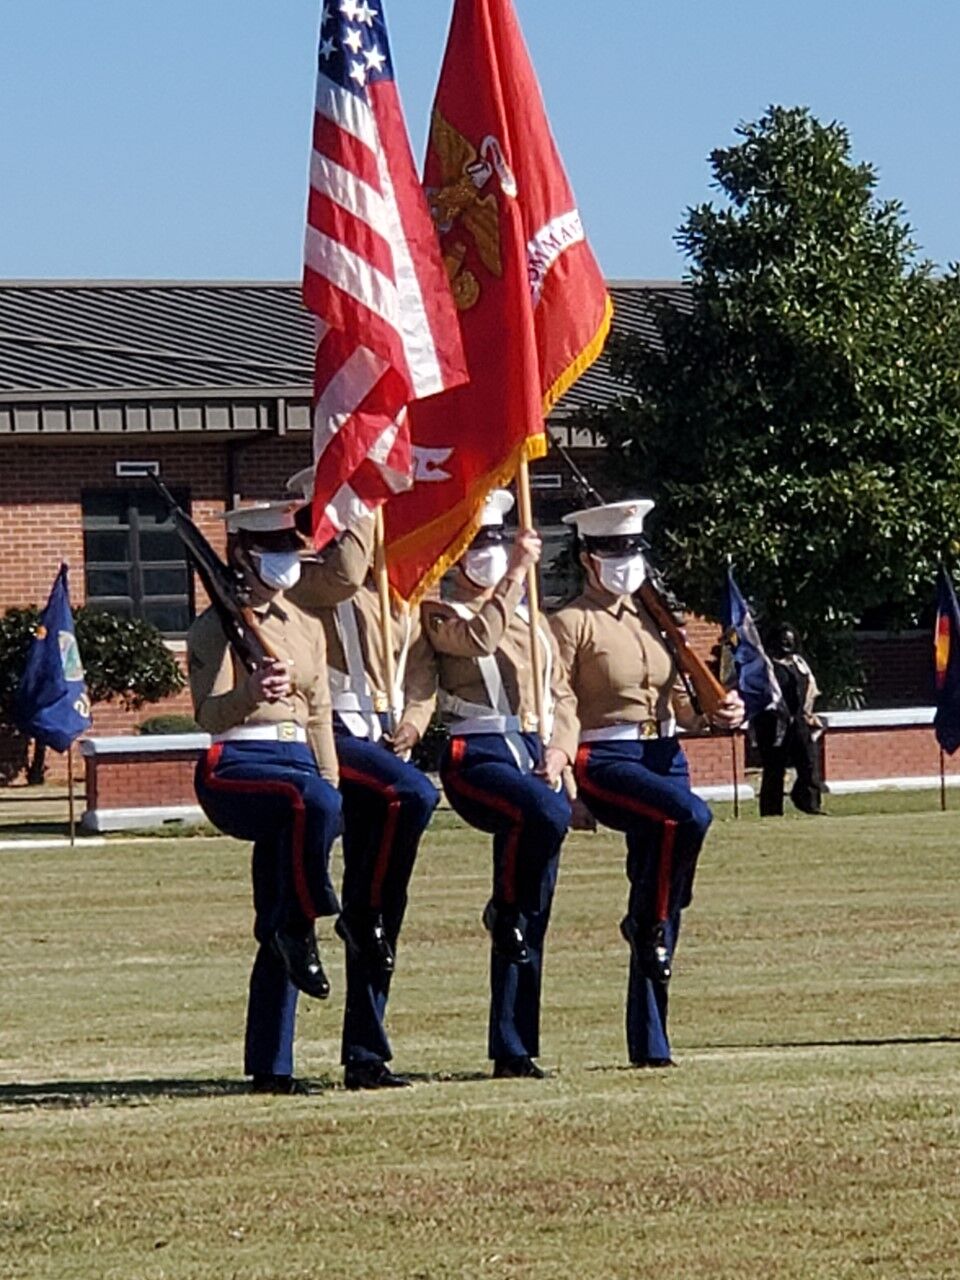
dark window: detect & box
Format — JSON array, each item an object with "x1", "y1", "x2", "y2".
[{"x1": 82, "y1": 487, "x2": 193, "y2": 636}]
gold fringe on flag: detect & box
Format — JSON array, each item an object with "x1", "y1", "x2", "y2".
[{"x1": 541, "y1": 294, "x2": 614, "y2": 416}]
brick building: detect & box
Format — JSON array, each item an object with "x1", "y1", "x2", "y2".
[{"x1": 0, "y1": 278, "x2": 691, "y2": 773}]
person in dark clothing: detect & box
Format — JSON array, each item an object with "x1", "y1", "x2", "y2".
[{"x1": 753, "y1": 623, "x2": 824, "y2": 817}]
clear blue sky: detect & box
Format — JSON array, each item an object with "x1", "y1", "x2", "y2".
[{"x1": 2, "y1": 0, "x2": 958, "y2": 282}]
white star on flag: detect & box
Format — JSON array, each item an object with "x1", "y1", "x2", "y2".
[
  {"x1": 356, "y1": 2, "x2": 378, "y2": 26},
  {"x1": 348, "y1": 59, "x2": 367, "y2": 87},
  {"x1": 343, "y1": 26, "x2": 364, "y2": 54},
  {"x1": 364, "y1": 44, "x2": 386, "y2": 72},
  {"x1": 319, "y1": 36, "x2": 337, "y2": 60},
  {"x1": 339, "y1": 0, "x2": 361, "y2": 20}
]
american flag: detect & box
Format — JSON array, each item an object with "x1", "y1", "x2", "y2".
[{"x1": 302, "y1": 0, "x2": 467, "y2": 549}]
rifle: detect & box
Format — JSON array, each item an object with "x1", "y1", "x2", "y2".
[
  {"x1": 550, "y1": 437, "x2": 727, "y2": 717},
  {"x1": 149, "y1": 476, "x2": 277, "y2": 673}
]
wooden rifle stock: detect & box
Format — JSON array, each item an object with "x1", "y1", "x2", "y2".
[
  {"x1": 150, "y1": 477, "x2": 277, "y2": 673},
  {"x1": 637, "y1": 578, "x2": 726, "y2": 717}
]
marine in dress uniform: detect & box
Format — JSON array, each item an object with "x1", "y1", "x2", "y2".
[
  {"x1": 188, "y1": 500, "x2": 369, "y2": 1095},
  {"x1": 287, "y1": 479, "x2": 439, "y2": 1091},
  {"x1": 551, "y1": 500, "x2": 744, "y2": 1067},
  {"x1": 422, "y1": 490, "x2": 579, "y2": 1079}
]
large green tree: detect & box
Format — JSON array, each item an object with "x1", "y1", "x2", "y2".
[{"x1": 595, "y1": 105, "x2": 960, "y2": 699}]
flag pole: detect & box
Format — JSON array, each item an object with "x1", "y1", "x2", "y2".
[
  {"x1": 517, "y1": 457, "x2": 546, "y2": 734},
  {"x1": 374, "y1": 505, "x2": 399, "y2": 735},
  {"x1": 940, "y1": 747, "x2": 947, "y2": 813},
  {"x1": 730, "y1": 729, "x2": 741, "y2": 820},
  {"x1": 67, "y1": 744, "x2": 77, "y2": 848}
]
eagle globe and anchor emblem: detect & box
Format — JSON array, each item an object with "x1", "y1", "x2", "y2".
[{"x1": 425, "y1": 111, "x2": 518, "y2": 311}]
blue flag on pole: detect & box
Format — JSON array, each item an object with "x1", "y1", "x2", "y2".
[
  {"x1": 933, "y1": 565, "x2": 960, "y2": 755},
  {"x1": 15, "y1": 564, "x2": 92, "y2": 752},
  {"x1": 720, "y1": 568, "x2": 785, "y2": 721}
]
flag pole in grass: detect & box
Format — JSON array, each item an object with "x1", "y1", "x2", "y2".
[
  {"x1": 933, "y1": 563, "x2": 960, "y2": 813},
  {"x1": 940, "y1": 748, "x2": 947, "y2": 813},
  {"x1": 67, "y1": 745, "x2": 77, "y2": 846},
  {"x1": 730, "y1": 730, "x2": 741, "y2": 820},
  {"x1": 15, "y1": 564, "x2": 92, "y2": 847}
]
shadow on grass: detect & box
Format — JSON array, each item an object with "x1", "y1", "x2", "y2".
[
  {"x1": 0, "y1": 1076, "x2": 338, "y2": 1110},
  {"x1": 0, "y1": 823, "x2": 72, "y2": 838},
  {"x1": 585, "y1": 1032, "x2": 960, "y2": 1070},
  {"x1": 698, "y1": 1033, "x2": 960, "y2": 1051}
]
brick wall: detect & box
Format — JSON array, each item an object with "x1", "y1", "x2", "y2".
[
  {"x1": 684, "y1": 731, "x2": 745, "y2": 786},
  {"x1": 85, "y1": 747, "x2": 201, "y2": 812},
  {"x1": 820, "y1": 722, "x2": 960, "y2": 781},
  {"x1": 0, "y1": 435, "x2": 314, "y2": 612}
]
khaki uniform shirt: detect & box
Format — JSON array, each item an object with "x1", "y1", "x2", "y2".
[
  {"x1": 188, "y1": 522, "x2": 375, "y2": 785},
  {"x1": 550, "y1": 584, "x2": 706, "y2": 737},
  {"x1": 187, "y1": 597, "x2": 339, "y2": 784},
  {"x1": 422, "y1": 575, "x2": 580, "y2": 762}
]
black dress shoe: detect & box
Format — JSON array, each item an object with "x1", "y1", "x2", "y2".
[
  {"x1": 270, "y1": 927, "x2": 331, "y2": 999},
  {"x1": 482, "y1": 901, "x2": 530, "y2": 965},
  {"x1": 620, "y1": 916, "x2": 672, "y2": 986},
  {"x1": 343, "y1": 1061, "x2": 411, "y2": 1090},
  {"x1": 251, "y1": 1073, "x2": 311, "y2": 1095},
  {"x1": 335, "y1": 913, "x2": 396, "y2": 973},
  {"x1": 492, "y1": 1055, "x2": 544, "y2": 1079}
]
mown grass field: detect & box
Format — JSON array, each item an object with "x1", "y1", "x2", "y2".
[{"x1": 2, "y1": 794, "x2": 959, "y2": 1279}]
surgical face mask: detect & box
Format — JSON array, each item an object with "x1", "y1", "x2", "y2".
[
  {"x1": 594, "y1": 553, "x2": 646, "y2": 597},
  {"x1": 461, "y1": 545, "x2": 508, "y2": 589},
  {"x1": 252, "y1": 550, "x2": 302, "y2": 592}
]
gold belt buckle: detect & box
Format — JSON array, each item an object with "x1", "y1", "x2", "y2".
[
  {"x1": 639, "y1": 720, "x2": 658, "y2": 740},
  {"x1": 373, "y1": 691, "x2": 389, "y2": 714},
  {"x1": 522, "y1": 713, "x2": 539, "y2": 733},
  {"x1": 278, "y1": 722, "x2": 297, "y2": 742}
]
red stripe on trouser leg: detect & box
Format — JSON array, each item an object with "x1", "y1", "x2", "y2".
[
  {"x1": 339, "y1": 764, "x2": 402, "y2": 913},
  {"x1": 576, "y1": 745, "x2": 678, "y2": 925},
  {"x1": 202, "y1": 744, "x2": 317, "y2": 922},
  {"x1": 446, "y1": 737, "x2": 523, "y2": 906},
  {"x1": 655, "y1": 820, "x2": 677, "y2": 924}
]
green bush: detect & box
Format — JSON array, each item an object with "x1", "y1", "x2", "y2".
[
  {"x1": 73, "y1": 610, "x2": 185, "y2": 710},
  {"x1": 138, "y1": 714, "x2": 201, "y2": 736}
]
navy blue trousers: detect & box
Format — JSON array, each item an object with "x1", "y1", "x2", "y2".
[
  {"x1": 575, "y1": 738, "x2": 712, "y2": 1064},
  {"x1": 195, "y1": 741, "x2": 342, "y2": 1078},
  {"x1": 335, "y1": 724, "x2": 439, "y2": 1066},
  {"x1": 440, "y1": 733, "x2": 571, "y2": 1061}
]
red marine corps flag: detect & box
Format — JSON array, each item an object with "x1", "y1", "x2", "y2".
[
  {"x1": 386, "y1": 0, "x2": 613, "y2": 601},
  {"x1": 303, "y1": 0, "x2": 467, "y2": 548}
]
